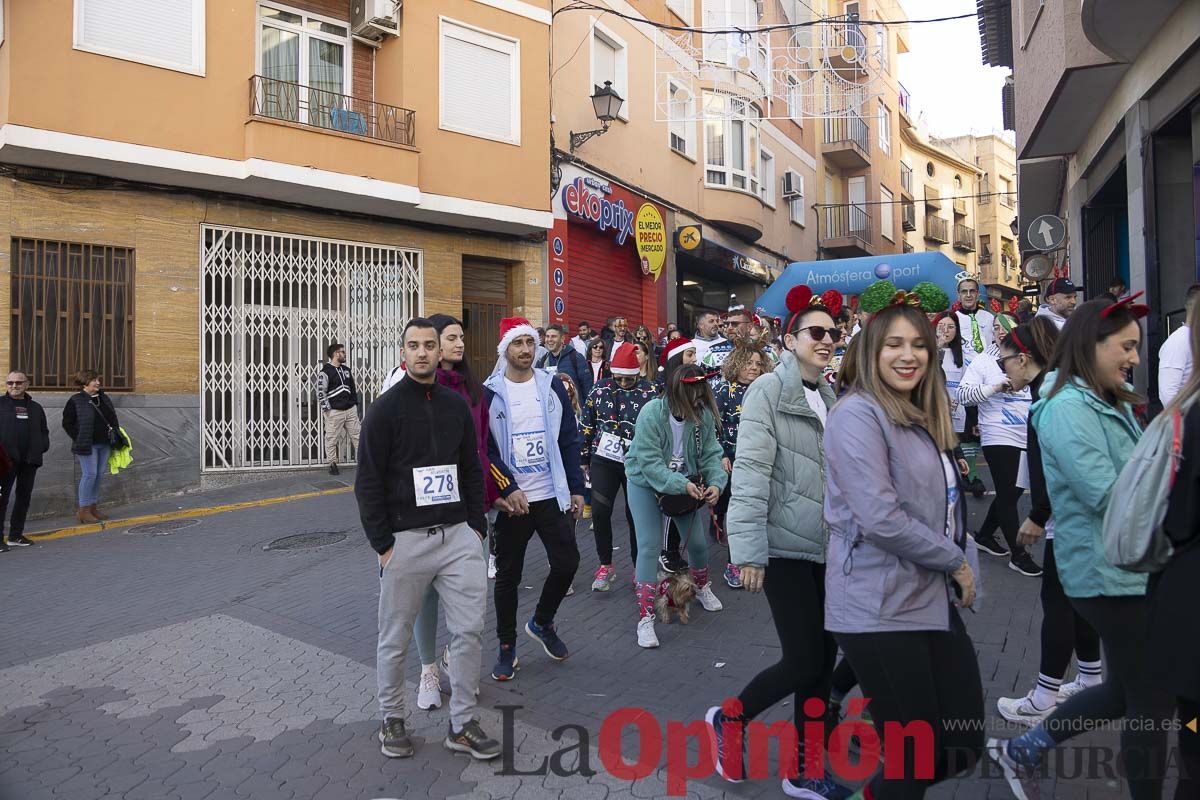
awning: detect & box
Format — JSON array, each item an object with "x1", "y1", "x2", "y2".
[{"x1": 754, "y1": 252, "x2": 964, "y2": 318}]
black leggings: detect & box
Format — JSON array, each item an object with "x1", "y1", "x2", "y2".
[
  {"x1": 979, "y1": 445, "x2": 1025, "y2": 553},
  {"x1": 589, "y1": 456, "x2": 637, "y2": 566},
  {"x1": 735, "y1": 559, "x2": 837, "y2": 737},
  {"x1": 1042, "y1": 595, "x2": 1176, "y2": 800},
  {"x1": 832, "y1": 658, "x2": 858, "y2": 698},
  {"x1": 493, "y1": 499, "x2": 580, "y2": 646},
  {"x1": 1039, "y1": 539, "x2": 1101, "y2": 677},
  {"x1": 835, "y1": 608, "x2": 985, "y2": 799}
]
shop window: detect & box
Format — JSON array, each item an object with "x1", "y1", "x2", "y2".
[
  {"x1": 440, "y1": 19, "x2": 521, "y2": 145},
  {"x1": 591, "y1": 24, "x2": 628, "y2": 121},
  {"x1": 11, "y1": 238, "x2": 135, "y2": 391},
  {"x1": 668, "y1": 80, "x2": 695, "y2": 158},
  {"x1": 74, "y1": 0, "x2": 206, "y2": 75},
  {"x1": 704, "y1": 92, "x2": 760, "y2": 195}
]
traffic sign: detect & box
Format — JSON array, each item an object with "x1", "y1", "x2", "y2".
[{"x1": 1028, "y1": 215, "x2": 1066, "y2": 252}]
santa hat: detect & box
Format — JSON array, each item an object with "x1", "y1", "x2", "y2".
[
  {"x1": 496, "y1": 316, "x2": 540, "y2": 355},
  {"x1": 658, "y1": 337, "x2": 696, "y2": 369},
  {"x1": 610, "y1": 342, "x2": 640, "y2": 376}
]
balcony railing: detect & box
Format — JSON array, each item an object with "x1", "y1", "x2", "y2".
[
  {"x1": 900, "y1": 163, "x2": 913, "y2": 195},
  {"x1": 824, "y1": 204, "x2": 873, "y2": 245},
  {"x1": 953, "y1": 224, "x2": 976, "y2": 251},
  {"x1": 901, "y1": 200, "x2": 916, "y2": 231},
  {"x1": 902, "y1": 241, "x2": 915, "y2": 254},
  {"x1": 1001, "y1": 192, "x2": 1015, "y2": 208},
  {"x1": 249, "y1": 75, "x2": 416, "y2": 147},
  {"x1": 823, "y1": 112, "x2": 870, "y2": 154},
  {"x1": 925, "y1": 215, "x2": 950, "y2": 243}
]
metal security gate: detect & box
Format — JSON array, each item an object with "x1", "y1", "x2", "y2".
[{"x1": 201, "y1": 225, "x2": 421, "y2": 471}]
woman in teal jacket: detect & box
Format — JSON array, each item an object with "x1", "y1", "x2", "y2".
[
  {"x1": 625, "y1": 363, "x2": 727, "y2": 649},
  {"x1": 990, "y1": 296, "x2": 1175, "y2": 800}
]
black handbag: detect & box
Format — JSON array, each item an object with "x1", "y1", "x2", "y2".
[
  {"x1": 655, "y1": 423, "x2": 706, "y2": 517},
  {"x1": 92, "y1": 395, "x2": 127, "y2": 449}
]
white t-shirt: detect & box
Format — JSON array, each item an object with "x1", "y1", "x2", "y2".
[
  {"x1": 803, "y1": 383, "x2": 827, "y2": 428},
  {"x1": 590, "y1": 360, "x2": 604, "y2": 383},
  {"x1": 382, "y1": 364, "x2": 405, "y2": 393},
  {"x1": 940, "y1": 453, "x2": 959, "y2": 539},
  {"x1": 956, "y1": 308, "x2": 995, "y2": 365},
  {"x1": 571, "y1": 336, "x2": 589, "y2": 356},
  {"x1": 505, "y1": 377, "x2": 555, "y2": 502},
  {"x1": 669, "y1": 415, "x2": 687, "y2": 473},
  {"x1": 959, "y1": 352, "x2": 1030, "y2": 448},
  {"x1": 1158, "y1": 324, "x2": 1193, "y2": 406},
  {"x1": 941, "y1": 349, "x2": 968, "y2": 433},
  {"x1": 692, "y1": 335, "x2": 726, "y2": 367}
]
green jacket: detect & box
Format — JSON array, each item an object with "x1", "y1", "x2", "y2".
[
  {"x1": 726, "y1": 351, "x2": 835, "y2": 566},
  {"x1": 1030, "y1": 371, "x2": 1147, "y2": 598},
  {"x1": 625, "y1": 398, "x2": 727, "y2": 496}
]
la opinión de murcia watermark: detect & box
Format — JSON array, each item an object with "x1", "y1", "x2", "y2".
[{"x1": 497, "y1": 701, "x2": 1198, "y2": 796}]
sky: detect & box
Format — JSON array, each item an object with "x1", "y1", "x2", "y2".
[{"x1": 897, "y1": 0, "x2": 1012, "y2": 139}]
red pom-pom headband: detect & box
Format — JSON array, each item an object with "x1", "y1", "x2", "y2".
[
  {"x1": 1100, "y1": 290, "x2": 1150, "y2": 320},
  {"x1": 784, "y1": 285, "x2": 842, "y2": 333}
]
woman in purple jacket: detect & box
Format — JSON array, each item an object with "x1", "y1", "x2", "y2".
[{"x1": 823, "y1": 300, "x2": 983, "y2": 798}]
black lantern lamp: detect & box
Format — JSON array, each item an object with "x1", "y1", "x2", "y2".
[{"x1": 569, "y1": 81, "x2": 624, "y2": 152}]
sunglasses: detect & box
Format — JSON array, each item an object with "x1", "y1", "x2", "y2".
[
  {"x1": 997, "y1": 354, "x2": 1023, "y2": 367},
  {"x1": 797, "y1": 326, "x2": 842, "y2": 343},
  {"x1": 5, "y1": 381, "x2": 26, "y2": 386}
]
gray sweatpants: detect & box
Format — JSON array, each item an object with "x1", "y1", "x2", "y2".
[{"x1": 377, "y1": 521, "x2": 486, "y2": 729}]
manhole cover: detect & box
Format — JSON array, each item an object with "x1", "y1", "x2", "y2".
[
  {"x1": 127, "y1": 518, "x2": 200, "y2": 536},
  {"x1": 263, "y1": 531, "x2": 348, "y2": 551}
]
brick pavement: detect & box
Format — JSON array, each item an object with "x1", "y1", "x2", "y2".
[{"x1": 0, "y1": 481, "x2": 1169, "y2": 799}]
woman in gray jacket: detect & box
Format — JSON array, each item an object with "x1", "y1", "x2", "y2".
[
  {"x1": 704, "y1": 285, "x2": 850, "y2": 800},
  {"x1": 824, "y1": 299, "x2": 982, "y2": 799}
]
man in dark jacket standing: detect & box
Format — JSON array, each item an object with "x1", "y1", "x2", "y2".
[
  {"x1": 536, "y1": 324, "x2": 593, "y2": 400},
  {"x1": 0, "y1": 372, "x2": 49, "y2": 550},
  {"x1": 355, "y1": 318, "x2": 499, "y2": 762},
  {"x1": 315, "y1": 343, "x2": 359, "y2": 476}
]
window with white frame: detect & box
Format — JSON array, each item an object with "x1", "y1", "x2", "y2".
[
  {"x1": 878, "y1": 100, "x2": 890, "y2": 154},
  {"x1": 257, "y1": 3, "x2": 350, "y2": 127},
  {"x1": 703, "y1": 92, "x2": 760, "y2": 194},
  {"x1": 668, "y1": 81, "x2": 695, "y2": 158},
  {"x1": 667, "y1": 0, "x2": 694, "y2": 25},
  {"x1": 760, "y1": 148, "x2": 776, "y2": 207},
  {"x1": 440, "y1": 19, "x2": 521, "y2": 145},
  {"x1": 789, "y1": 173, "x2": 806, "y2": 226},
  {"x1": 787, "y1": 76, "x2": 802, "y2": 123},
  {"x1": 591, "y1": 25, "x2": 628, "y2": 120},
  {"x1": 880, "y1": 185, "x2": 894, "y2": 240},
  {"x1": 702, "y1": 0, "x2": 759, "y2": 69},
  {"x1": 74, "y1": 0, "x2": 206, "y2": 75},
  {"x1": 875, "y1": 27, "x2": 888, "y2": 73}
]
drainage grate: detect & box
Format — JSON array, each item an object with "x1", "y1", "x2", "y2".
[
  {"x1": 127, "y1": 518, "x2": 200, "y2": 536},
  {"x1": 262, "y1": 531, "x2": 348, "y2": 551}
]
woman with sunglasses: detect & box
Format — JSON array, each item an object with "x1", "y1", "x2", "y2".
[
  {"x1": 990, "y1": 296, "x2": 1175, "y2": 800},
  {"x1": 957, "y1": 311, "x2": 1040, "y2": 577},
  {"x1": 624, "y1": 363, "x2": 727, "y2": 649},
  {"x1": 633, "y1": 324, "x2": 658, "y2": 365},
  {"x1": 993, "y1": 319, "x2": 1103, "y2": 728},
  {"x1": 585, "y1": 337, "x2": 611, "y2": 387},
  {"x1": 705, "y1": 286, "x2": 850, "y2": 798},
  {"x1": 824, "y1": 292, "x2": 983, "y2": 799}
]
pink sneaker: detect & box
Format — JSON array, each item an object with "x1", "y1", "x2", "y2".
[{"x1": 591, "y1": 565, "x2": 615, "y2": 592}]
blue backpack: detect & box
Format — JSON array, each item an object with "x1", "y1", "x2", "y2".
[{"x1": 1102, "y1": 398, "x2": 1194, "y2": 572}]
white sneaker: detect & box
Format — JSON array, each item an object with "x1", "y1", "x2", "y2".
[
  {"x1": 487, "y1": 554, "x2": 497, "y2": 580},
  {"x1": 996, "y1": 691, "x2": 1055, "y2": 726},
  {"x1": 696, "y1": 583, "x2": 723, "y2": 612},
  {"x1": 637, "y1": 616, "x2": 659, "y2": 648},
  {"x1": 439, "y1": 645, "x2": 480, "y2": 698},
  {"x1": 417, "y1": 666, "x2": 442, "y2": 710},
  {"x1": 1058, "y1": 677, "x2": 1093, "y2": 700}
]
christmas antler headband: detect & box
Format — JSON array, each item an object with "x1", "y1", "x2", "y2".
[{"x1": 1100, "y1": 290, "x2": 1150, "y2": 320}]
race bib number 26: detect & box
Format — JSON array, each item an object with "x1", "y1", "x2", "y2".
[
  {"x1": 512, "y1": 431, "x2": 548, "y2": 469},
  {"x1": 413, "y1": 465, "x2": 459, "y2": 506}
]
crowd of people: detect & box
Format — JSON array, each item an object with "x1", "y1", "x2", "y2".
[{"x1": 342, "y1": 272, "x2": 1199, "y2": 799}]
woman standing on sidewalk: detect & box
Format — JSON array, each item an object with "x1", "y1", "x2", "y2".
[
  {"x1": 994, "y1": 318, "x2": 1103, "y2": 726},
  {"x1": 410, "y1": 314, "x2": 501, "y2": 711},
  {"x1": 990, "y1": 296, "x2": 1175, "y2": 800},
  {"x1": 62, "y1": 370, "x2": 122, "y2": 524},
  {"x1": 824, "y1": 298, "x2": 983, "y2": 799},
  {"x1": 705, "y1": 285, "x2": 850, "y2": 800},
  {"x1": 624, "y1": 363, "x2": 727, "y2": 649}
]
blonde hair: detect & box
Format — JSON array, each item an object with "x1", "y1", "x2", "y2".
[
  {"x1": 721, "y1": 341, "x2": 774, "y2": 383},
  {"x1": 557, "y1": 373, "x2": 582, "y2": 417},
  {"x1": 845, "y1": 305, "x2": 958, "y2": 451}
]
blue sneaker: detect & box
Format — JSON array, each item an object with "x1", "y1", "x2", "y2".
[
  {"x1": 524, "y1": 617, "x2": 569, "y2": 661},
  {"x1": 705, "y1": 706, "x2": 744, "y2": 783},
  {"x1": 490, "y1": 644, "x2": 519, "y2": 681},
  {"x1": 782, "y1": 776, "x2": 854, "y2": 799}
]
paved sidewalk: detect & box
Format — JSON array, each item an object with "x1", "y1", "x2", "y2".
[{"x1": 0, "y1": 480, "x2": 1174, "y2": 799}]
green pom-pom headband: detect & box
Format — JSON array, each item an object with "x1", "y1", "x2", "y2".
[
  {"x1": 858, "y1": 279, "x2": 949, "y2": 315},
  {"x1": 910, "y1": 282, "x2": 949, "y2": 313},
  {"x1": 857, "y1": 279, "x2": 898, "y2": 314}
]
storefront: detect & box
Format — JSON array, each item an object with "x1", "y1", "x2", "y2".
[
  {"x1": 673, "y1": 224, "x2": 771, "y2": 333},
  {"x1": 548, "y1": 165, "x2": 670, "y2": 336}
]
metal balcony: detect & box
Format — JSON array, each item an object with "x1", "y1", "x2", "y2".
[
  {"x1": 900, "y1": 163, "x2": 913, "y2": 197},
  {"x1": 953, "y1": 224, "x2": 976, "y2": 251},
  {"x1": 901, "y1": 200, "x2": 916, "y2": 232},
  {"x1": 822, "y1": 205, "x2": 874, "y2": 257},
  {"x1": 249, "y1": 75, "x2": 416, "y2": 147},
  {"x1": 924, "y1": 215, "x2": 950, "y2": 244},
  {"x1": 822, "y1": 113, "x2": 871, "y2": 169}
]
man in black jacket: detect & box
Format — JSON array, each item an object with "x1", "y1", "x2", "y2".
[
  {"x1": 354, "y1": 318, "x2": 499, "y2": 762},
  {"x1": 536, "y1": 324, "x2": 593, "y2": 400},
  {"x1": 315, "y1": 343, "x2": 359, "y2": 476},
  {"x1": 0, "y1": 372, "x2": 49, "y2": 550}
]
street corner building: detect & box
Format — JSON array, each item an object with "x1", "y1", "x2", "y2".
[{"x1": 0, "y1": 0, "x2": 554, "y2": 515}]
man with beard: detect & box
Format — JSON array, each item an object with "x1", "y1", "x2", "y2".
[{"x1": 955, "y1": 276, "x2": 994, "y2": 497}]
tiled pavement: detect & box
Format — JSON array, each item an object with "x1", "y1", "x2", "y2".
[{"x1": 0, "y1": 476, "x2": 1169, "y2": 799}]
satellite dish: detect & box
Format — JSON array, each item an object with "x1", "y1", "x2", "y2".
[{"x1": 1022, "y1": 254, "x2": 1053, "y2": 281}]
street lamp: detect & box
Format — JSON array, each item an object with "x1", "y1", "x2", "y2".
[{"x1": 569, "y1": 81, "x2": 624, "y2": 152}]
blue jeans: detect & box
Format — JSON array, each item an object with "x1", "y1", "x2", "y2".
[
  {"x1": 626, "y1": 480, "x2": 709, "y2": 583},
  {"x1": 76, "y1": 445, "x2": 110, "y2": 506}
]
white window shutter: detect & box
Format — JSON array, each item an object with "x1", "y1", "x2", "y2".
[
  {"x1": 441, "y1": 22, "x2": 519, "y2": 144},
  {"x1": 75, "y1": 0, "x2": 204, "y2": 74}
]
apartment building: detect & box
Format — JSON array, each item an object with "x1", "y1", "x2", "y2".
[
  {"x1": 979, "y1": 0, "x2": 1200, "y2": 391},
  {"x1": 937, "y1": 133, "x2": 1021, "y2": 296},
  {"x1": 898, "y1": 120, "x2": 980, "y2": 278},
  {"x1": 0, "y1": 0, "x2": 553, "y2": 510}
]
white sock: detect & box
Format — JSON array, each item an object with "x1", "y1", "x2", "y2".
[
  {"x1": 1031, "y1": 673, "x2": 1061, "y2": 710},
  {"x1": 421, "y1": 663, "x2": 438, "y2": 676},
  {"x1": 1076, "y1": 659, "x2": 1103, "y2": 687}
]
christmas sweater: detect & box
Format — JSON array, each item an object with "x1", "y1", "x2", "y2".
[
  {"x1": 712, "y1": 379, "x2": 749, "y2": 460},
  {"x1": 580, "y1": 377, "x2": 656, "y2": 464}
]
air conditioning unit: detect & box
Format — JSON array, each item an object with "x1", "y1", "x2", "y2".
[
  {"x1": 781, "y1": 170, "x2": 802, "y2": 198},
  {"x1": 351, "y1": 0, "x2": 399, "y2": 41}
]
